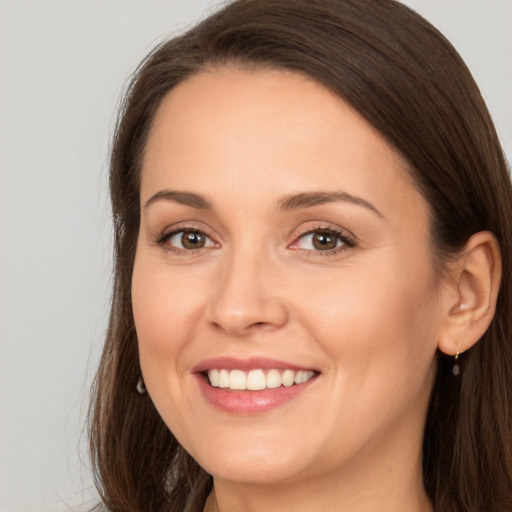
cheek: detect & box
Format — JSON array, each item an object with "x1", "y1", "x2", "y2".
[
  {"x1": 292, "y1": 258, "x2": 440, "y2": 448},
  {"x1": 131, "y1": 254, "x2": 204, "y2": 377},
  {"x1": 131, "y1": 253, "x2": 211, "y2": 425},
  {"x1": 132, "y1": 254, "x2": 203, "y2": 334},
  {"x1": 295, "y1": 254, "x2": 440, "y2": 377}
]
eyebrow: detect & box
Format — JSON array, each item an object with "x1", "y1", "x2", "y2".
[
  {"x1": 144, "y1": 188, "x2": 382, "y2": 218},
  {"x1": 144, "y1": 190, "x2": 214, "y2": 210},
  {"x1": 277, "y1": 191, "x2": 383, "y2": 218}
]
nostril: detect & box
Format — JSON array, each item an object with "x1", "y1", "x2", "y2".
[{"x1": 248, "y1": 321, "x2": 272, "y2": 330}]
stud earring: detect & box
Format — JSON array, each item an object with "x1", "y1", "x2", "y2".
[
  {"x1": 136, "y1": 377, "x2": 147, "y2": 394},
  {"x1": 452, "y1": 352, "x2": 461, "y2": 376}
]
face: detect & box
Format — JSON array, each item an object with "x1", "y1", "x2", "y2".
[{"x1": 132, "y1": 68, "x2": 445, "y2": 487}]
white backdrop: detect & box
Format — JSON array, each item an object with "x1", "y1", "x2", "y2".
[{"x1": 0, "y1": 1, "x2": 510, "y2": 511}]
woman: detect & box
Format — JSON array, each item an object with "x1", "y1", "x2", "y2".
[{"x1": 88, "y1": 0, "x2": 512, "y2": 510}]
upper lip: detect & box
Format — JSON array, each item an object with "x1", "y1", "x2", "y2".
[{"x1": 191, "y1": 357, "x2": 319, "y2": 373}]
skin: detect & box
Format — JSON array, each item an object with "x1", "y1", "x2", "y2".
[{"x1": 132, "y1": 67, "x2": 497, "y2": 512}]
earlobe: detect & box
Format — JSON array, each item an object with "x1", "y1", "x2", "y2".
[{"x1": 438, "y1": 231, "x2": 502, "y2": 356}]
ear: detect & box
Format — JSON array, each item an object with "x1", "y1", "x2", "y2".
[{"x1": 437, "y1": 231, "x2": 502, "y2": 356}]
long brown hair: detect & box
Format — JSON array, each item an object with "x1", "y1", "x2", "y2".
[{"x1": 89, "y1": 1, "x2": 512, "y2": 510}]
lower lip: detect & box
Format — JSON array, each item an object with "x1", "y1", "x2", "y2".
[{"x1": 195, "y1": 374, "x2": 317, "y2": 414}]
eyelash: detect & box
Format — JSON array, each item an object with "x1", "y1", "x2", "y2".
[
  {"x1": 155, "y1": 226, "x2": 218, "y2": 255},
  {"x1": 290, "y1": 227, "x2": 356, "y2": 256},
  {"x1": 154, "y1": 225, "x2": 356, "y2": 256}
]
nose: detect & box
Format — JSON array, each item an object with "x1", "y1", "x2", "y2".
[{"x1": 206, "y1": 249, "x2": 289, "y2": 337}]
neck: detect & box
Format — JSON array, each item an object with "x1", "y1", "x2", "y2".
[{"x1": 208, "y1": 478, "x2": 432, "y2": 512}]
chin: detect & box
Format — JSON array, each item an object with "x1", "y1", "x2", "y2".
[
  {"x1": 185, "y1": 430, "x2": 318, "y2": 485},
  {"x1": 201, "y1": 455, "x2": 309, "y2": 485}
]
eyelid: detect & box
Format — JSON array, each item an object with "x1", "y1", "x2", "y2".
[
  {"x1": 288, "y1": 223, "x2": 357, "y2": 253},
  {"x1": 153, "y1": 222, "x2": 220, "y2": 252},
  {"x1": 152, "y1": 220, "x2": 356, "y2": 255},
  {"x1": 293, "y1": 222, "x2": 354, "y2": 237},
  {"x1": 169, "y1": 230, "x2": 216, "y2": 249}
]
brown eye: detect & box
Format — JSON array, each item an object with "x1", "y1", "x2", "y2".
[
  {"x1": 181, "y1": 231, "x2": 206, "y2": 249},
  {"x1": 311, "y1": 232, "x2": 338, "y2": 250},
  {"x1": 294, "y1": 229, "x2": 347, "y2": 252},
  {"x1": 166, "y1": 230, "x2": 215, "y2": 251}
]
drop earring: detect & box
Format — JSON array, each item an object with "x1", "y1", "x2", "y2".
[
  {"x1": 452, "y1": 352, "x2": 461, "y2": 376},
  {"x1": 136, "y1": 377, "x2": 147, "y2": 394}
]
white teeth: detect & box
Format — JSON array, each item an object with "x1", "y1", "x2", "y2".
[
  {"x1": 229, "y1": 369, "x2": 246, "y2": 390},
  {"x1": 218, "y1": 369, "x2": 230, "y2": 388},
  {"x1": 209, "y1": 369, "x2": 219, "y2": 387},
  {"x1": 295, "y1": 370, "x2": 314, "y2": 384},
  {"x1": 282, "y1": 369, "x2": 295, "y2": 387},
  {"x1": 266, "y1": 369, "x2": 282, "y2": 389},
  {"x1": 247, "y1": 369, "x2": 266, "y2": 390},
  {"x1": 207, "y1": 368, "x2": 315, "y2": 390}
]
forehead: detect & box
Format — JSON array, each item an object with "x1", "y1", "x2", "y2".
[{"x1": 141, "y1": 67, "x2": 424, "y2": 222}]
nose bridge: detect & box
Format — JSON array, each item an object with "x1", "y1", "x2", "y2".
[{"x1": 206, "y1": 241, "x2": 288, "y2": 335}]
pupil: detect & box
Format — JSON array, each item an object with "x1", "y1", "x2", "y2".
[
  {"x1": 182, "y1": 231, "x2": 205, "y2": 249},
  {"x1": 313, "y1": 233, "x2": 336, "y2": 250}
]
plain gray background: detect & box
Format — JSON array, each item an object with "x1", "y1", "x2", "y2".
[{"x1": 0, "y1": 1, "x2": 510, "y2": 511}]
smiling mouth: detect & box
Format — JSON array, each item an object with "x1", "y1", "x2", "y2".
[{"x1": 206, "y1": 368, "x2": 317, "y2": 391}]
